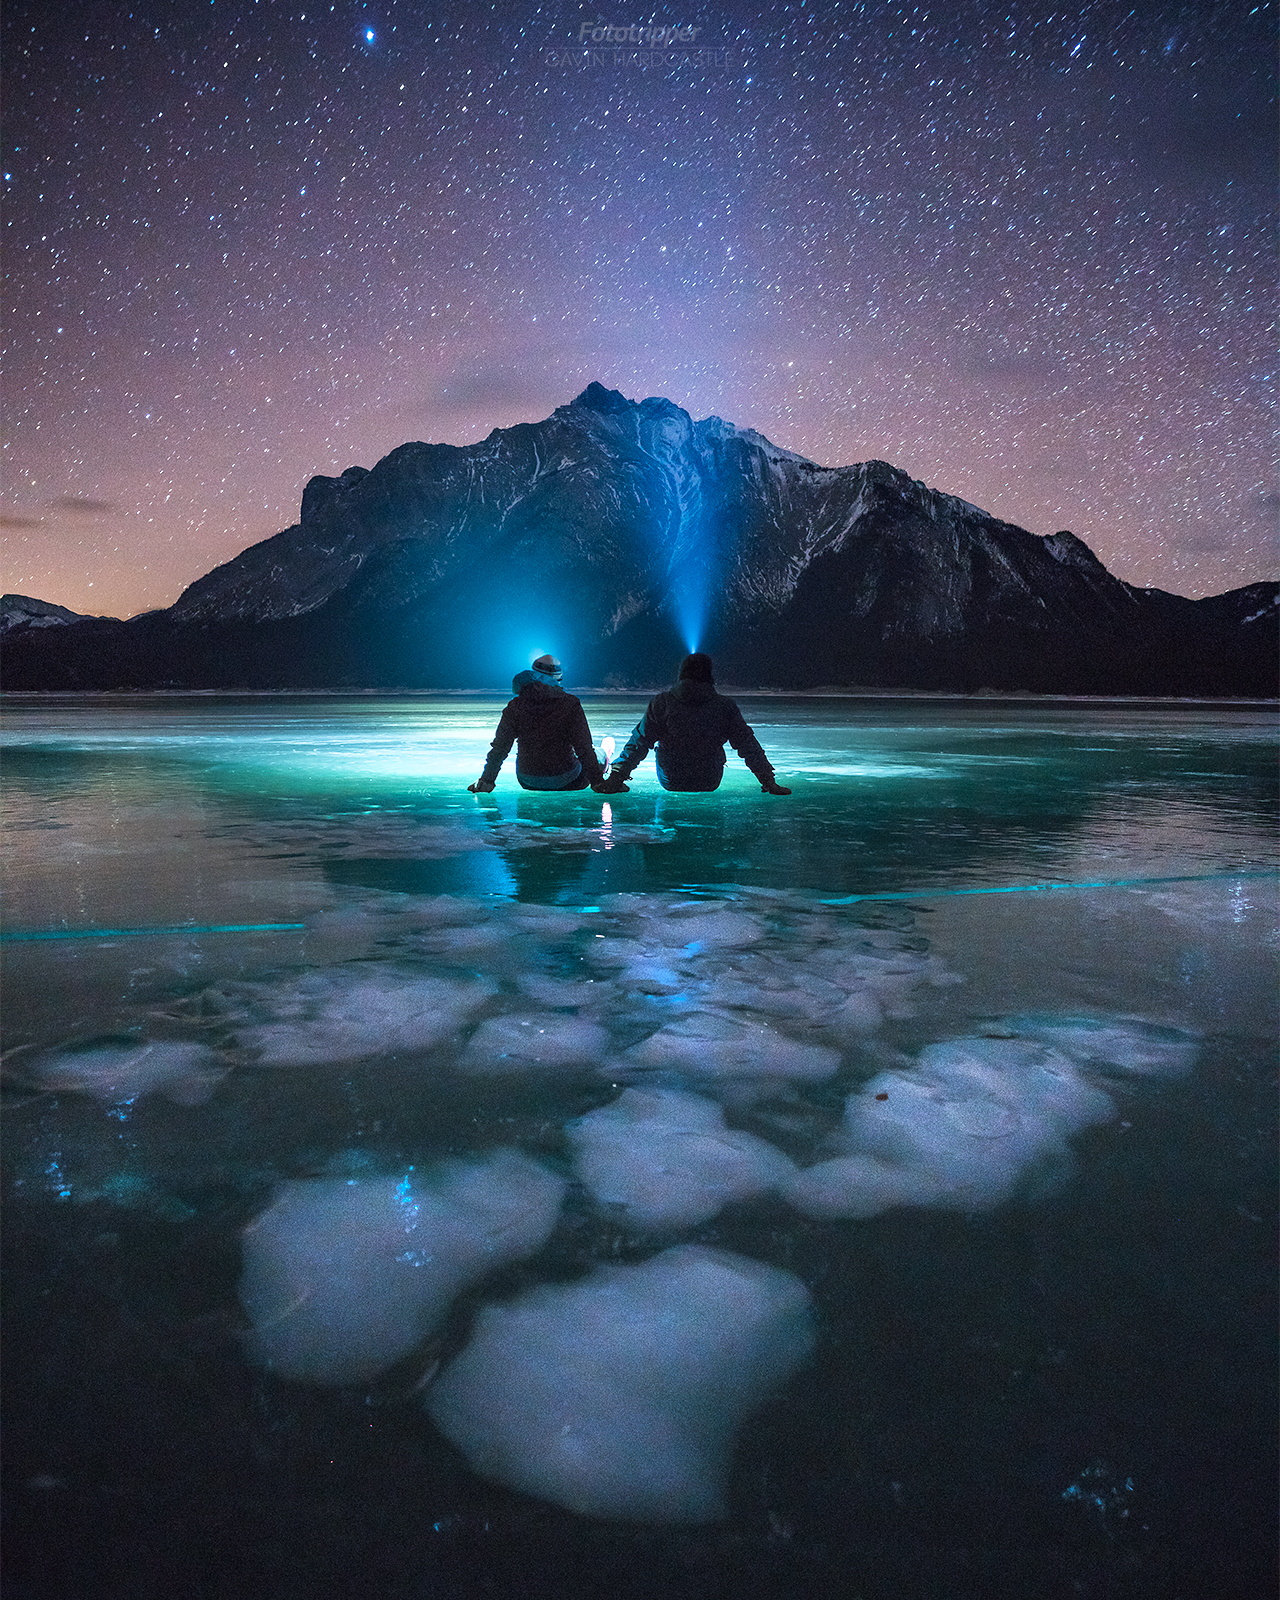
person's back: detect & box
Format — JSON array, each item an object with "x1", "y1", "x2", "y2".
[
  {"x1": 602, "y1": 653, "x2": 790, "y2": 795},
  {"x1": 504, "y1": 678, "x2": 589, "y2": 776},
  {"x1": 468, "y1": 656, "x2": 603, "y2": 792}
]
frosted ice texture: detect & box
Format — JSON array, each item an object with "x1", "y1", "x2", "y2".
[
  {"x1": 426, "y1": 1244, "x2": 815, "y2": 1522},
  {"x1": 239, "y1": 1149, "x2": 565, "y2": 1384}
]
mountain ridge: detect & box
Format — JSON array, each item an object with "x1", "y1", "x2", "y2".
[{"x1": 3, "y1": 384, "x2": 1275, "y2": 695}]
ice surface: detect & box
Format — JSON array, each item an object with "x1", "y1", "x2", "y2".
[
  {"x1": 458, "y1": 1013, "x2": 612, "y2": 1074},
  {"x1": 568, "y1": 1088, "x2": 797, "y2": 1229},
  {"x1": 787, "y1": 1036, "x2": 1117, "y2": 1219},
  {"x1": 239, "y1": 1149, "x2": 565, "y2": 1385},
  {"x1": 622, "y1": 1010, "x2": 842, "y2": 1082},
  {"x1": 231, "y1": 966, "x2": 495, "y2": 1065},
  {"x1": 22, "y1": 1039, "x2": 229, "y2": 1107},
  {"x1": 425, "y1": 1244, "x2": 814, "y2": 1522}
]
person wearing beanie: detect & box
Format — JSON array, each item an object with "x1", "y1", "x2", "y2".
[
  {"x1": 596, "y1": 653, "x2": 791, "y2": 795},
  {"x1": 468, "y1": 655, "x2": 605, "y2": 792}
]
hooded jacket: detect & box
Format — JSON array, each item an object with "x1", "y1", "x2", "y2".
[
  {"x1": 613, "y1": 678, "x2": 776, "y2": 790},
  {"x1": 479, "y1": 680, "x2": 604, "y2": 785}
]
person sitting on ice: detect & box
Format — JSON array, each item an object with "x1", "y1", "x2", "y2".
[
  {"x1": 596, "y1": 652, "x2": 791, "y2": 795},
  {"x1": 468, "y1": 655, "x2": 605, "y2": 793}
]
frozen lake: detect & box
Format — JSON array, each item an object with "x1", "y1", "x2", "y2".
[{"x1": 3, "y1": 694, "x2": 1276, "y2": 1600}]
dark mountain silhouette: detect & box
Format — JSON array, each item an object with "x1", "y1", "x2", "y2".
[
  {"x1": 3, "y1": 384, "x2": 1275, "y2": 694},
  {"x1": 1, "y1": 593, "x2": 101, "y2": 635}
]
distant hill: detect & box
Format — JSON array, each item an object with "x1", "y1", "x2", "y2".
[
  {"x1": 3, "y1": 384, "x2": 1276, "y2": 694},
  {"x1": 0, "y1": 593, "x2": 102, "y2": 636}
]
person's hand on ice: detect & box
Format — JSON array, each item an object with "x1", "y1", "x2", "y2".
[
  {"x1": 761, "y1": 780, "x2": 791, "y2": 795},
  {"x1": 593, "y1": 775, "x2": 630, "y2": 794},
  {"x1": 467, "y1": 779, "x2": 495, "y2": 793}
]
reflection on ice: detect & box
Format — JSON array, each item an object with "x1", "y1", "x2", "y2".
[
  {"x1": 240, "y1": 1150, "x2": 565, "y2": 1385},
  {"x1": 569, "y1": 1088, "x2": 796, "y2": 1230},
  {"x1": 426, "y1": 1245, "x2": 814, "y2": 1523}
]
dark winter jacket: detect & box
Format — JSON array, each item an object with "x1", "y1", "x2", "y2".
[
  {"x1": 479, "y1": 681, "x2": 604, "y2": 785},
  {"x1": 613, "y1": 679, "x2": 776, "y2": 791}
]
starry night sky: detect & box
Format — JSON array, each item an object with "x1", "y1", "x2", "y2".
[{"x1": 3, "y1": 0, "x2": 1275, "y2": 618}]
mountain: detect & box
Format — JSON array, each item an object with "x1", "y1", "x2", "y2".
[
  {"x1": 3, "y1": 384, "x2": 1275, "y2": 694},
  {"x1": 0, "y1": 593, "x2": 101, "y2": 635}
]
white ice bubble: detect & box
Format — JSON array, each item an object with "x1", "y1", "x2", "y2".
[
  {"x1": 990, "y1": 1015, "x2": 1201, "y2": 1077},
  {"x1": 426, "y1": 1244, "x2": 814, "y2": 1522},
  {"x1": 786, "y1": 1154, "x2": 942, "y2": 1219},
  {"x1": 26, "y1": 1039, "x2": 229, "y2": 1107},
  {"x1": 514, "y1": 973, "x2": 609, "y2": 1010},
  {"x1": 709, "y1": 966, "x2": 848, "y2": 1023},
  {"x1": 458, "y1": 1013, "x2": 612, "y2": 1075},
  {"x1": 623, "y1": 1011, "x2": 842, "y2": 1083},
  {"x1": 239, "y1": 1149, "x2": 565, "y2": 1385},
  {"x1": 661, "y1": 908, "x2": 765, "y2": 950},
  {"x1": 827, "y1": 990, "x2": 885, "y2": 1038},
  {"x1": 585, "y1": 937, "x2": 651, "y2": 971},
  {"x1": 507, "y1": 908, "x2": 587, "y2": 938},
  {"x1": 786, "y1": 1036, "x2": 1117, "y2": 1220},
  {"x1": 614, "y1": 960, "x2": 688, "y2": 996},
  {"x1": 568, "y1": 1088, "x2": 797, "y2": 1229},
  {"x1": 234, "y1": 966, "x2": 495, "y2": 1065}
]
